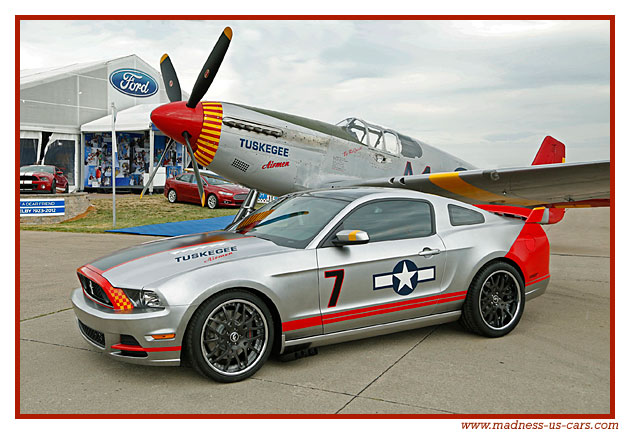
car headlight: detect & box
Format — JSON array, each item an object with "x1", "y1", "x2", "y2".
[
  {"x1": 122, "y1": 289, "x2": 164, "y2": 310},
  {"x1": 218, "y1": 191, "x2": 234, "y2": 196}
]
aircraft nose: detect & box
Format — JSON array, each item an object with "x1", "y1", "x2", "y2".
[{"x1": 150, "y1": 101, "x2": 204, "y2": 150}]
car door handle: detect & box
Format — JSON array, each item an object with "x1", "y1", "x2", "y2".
[{"x1": 419, "y1": 248, "x2": 441, "y2": 257}]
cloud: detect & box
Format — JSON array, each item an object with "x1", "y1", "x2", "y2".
[{"x1": 19, "y1": 19, "x2": 610, "y2": 167}]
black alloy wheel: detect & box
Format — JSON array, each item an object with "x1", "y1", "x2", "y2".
[
  {"x1": 460, "y1": 261, "x2": 525, "y2": 338},
  {"x1": 186, "y1": 290, "x2": 274, "y2": 382}
]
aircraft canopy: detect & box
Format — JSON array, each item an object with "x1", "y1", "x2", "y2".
[{"x1": 336, "y1": 117, "x2": 423, "y2": 159}]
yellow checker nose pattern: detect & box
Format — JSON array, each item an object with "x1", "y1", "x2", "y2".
[
  {"x1": 109, "y1": 286, "x2": 134, "y2": 311},
  {"x1": 194, "y1": 102, "x2": 223, "y2": 166}
]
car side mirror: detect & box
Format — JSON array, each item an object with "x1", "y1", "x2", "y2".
[
  {"x1": 56, "y1": 171, "x2": 62, "y2": 175},
  {"x1": 332, "y1": 229, "x2": 369, "y2": 246}
]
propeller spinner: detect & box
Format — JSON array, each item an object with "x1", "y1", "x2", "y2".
[{"x1": 144, "y1": 26, "x2": 232, "y2": 206}]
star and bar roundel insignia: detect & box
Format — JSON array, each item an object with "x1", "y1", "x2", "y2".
[{"x1": 373, "y1": 260, "x2": 436, "y2": 296}]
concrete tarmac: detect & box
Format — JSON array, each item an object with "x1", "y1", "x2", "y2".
[{"x1": 18, "y1": 208, "x2": 611, "y2": 414}]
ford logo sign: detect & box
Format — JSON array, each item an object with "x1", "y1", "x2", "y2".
[{"x1": 109, "y1": 68, "x2": 159, "y2": 98}]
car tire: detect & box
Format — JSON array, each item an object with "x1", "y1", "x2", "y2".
[
  {"x1": 460, "y1": 261, "x2": 525, "y2": 338},
  {"x1": 206, "y1": 194, "x2": 218, "y2": 209},
  {"x1": 50, "y1": 180, "x2": 56, "y2": 194},
  {"x1": 167, "y1": 189, "x2": 177, "y2": 203},
  {"x1": 64, "y1": 184, "x2": 69, "y2": 193},
  {"x1": 185, "y1": 290, "x2": 274, "y2": 383}
]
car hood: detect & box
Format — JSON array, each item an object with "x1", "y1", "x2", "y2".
[
  {"x1": 89, "y1": 231, "x2": 289, "y2": 289},
  {"x1": 20, "y1": 170, "x2": 51, "y2": 177},
  {"x1": 213, "y1": 184, "x2": 249, "y2": 194}
]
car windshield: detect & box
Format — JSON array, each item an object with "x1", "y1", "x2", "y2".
[
  {"x1": 21, "y1": 165, "x2": 55, "y2": 174},
  {"x1": 235, "y1": 194, "x2": 350, "y2": 248}
]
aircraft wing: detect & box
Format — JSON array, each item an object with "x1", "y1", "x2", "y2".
[{"x1": 333, "y1": 160, "x2": 610, "y2": 208}]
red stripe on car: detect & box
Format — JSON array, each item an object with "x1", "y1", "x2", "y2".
[
  {"x1": 283, "y1": 290, "x2": 468, "y2": 331},
  {"x1": 110, "y1": 344, "x2": 181, "y2": 352}
]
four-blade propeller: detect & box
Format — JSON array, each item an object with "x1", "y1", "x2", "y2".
[{"x1": 141, "y1": 26, "x2": 232, "y2": 206}]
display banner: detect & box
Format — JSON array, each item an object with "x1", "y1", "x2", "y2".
[
  {"x1": 84, "y1": 132, "x2": 183, "y2": 189},
  {"x1": 20, "y1": 198, "x2": 65, "y2": 217}
]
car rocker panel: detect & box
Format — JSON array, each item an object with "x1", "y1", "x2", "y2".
[{"x1": 71, "y1": 188, "x2": 550, "y2": 380}]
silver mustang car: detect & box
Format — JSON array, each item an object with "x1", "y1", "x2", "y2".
[{"x1": 72, "y1": 187, "x2": 550, "y2": 382}]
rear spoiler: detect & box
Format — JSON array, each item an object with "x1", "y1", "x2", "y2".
[{"x1": 475, "y1": 205, "x2": 565, "y2": 225}]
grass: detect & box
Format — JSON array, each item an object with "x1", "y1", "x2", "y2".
[{"x1": 20, "y1": 194, "x2": 241, "y2": 233}]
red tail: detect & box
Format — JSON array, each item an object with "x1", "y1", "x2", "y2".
[
  {"x1": 528, "y1": 136, "x2": 567, "y2": 223},
  {"x1": 532, "y1": 136, "x2": 565, "y2": 165}
]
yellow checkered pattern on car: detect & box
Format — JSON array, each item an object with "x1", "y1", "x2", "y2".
[{"x1": 109, "y1": 287, "x2": 133, "y2": 311}]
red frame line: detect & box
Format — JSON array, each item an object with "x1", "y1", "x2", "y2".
[{"x1": 15, "y1": 14, "x2": 615, "y2": 420}]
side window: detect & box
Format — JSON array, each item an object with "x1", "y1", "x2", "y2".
[
  {"x1": 448, "y1": 204, "x2": 485, "y2": 226},
  {"x1": 180, "y1": 174, "x2": 192, "y2": 183},
  {"x1": 399, "y1": 134, "x2": 423, "y2": 158},
  {"x1": 329, "y1": 200, "x2": 434, "y2": 244},
  {"x1": 383, "y1": 132, "x2": 400, "y2": 154},
  {"x1": 346, "y1": 120, "x2": 369, "y2": 146}
]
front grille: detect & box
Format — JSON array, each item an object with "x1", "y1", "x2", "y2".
[
  {"x1": 20, "y1": 175, "x2": 38, "y2": 181},
  {"x1": 78, "y1": 320, "x2": 105, "y2": 348},
  {"x1": 78, "y1": 273, "x2": 113, "y2": 307},
  {"x1": 234, "y1": 193, "x2": 247, "y2": 201},
  {"x1": 19, "y1": 184, "x2": 37, "y2": 190}
]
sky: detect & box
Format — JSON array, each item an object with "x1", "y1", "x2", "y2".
[{"x1": 19, "y1": 19, "x2": 610, "y2": 168}]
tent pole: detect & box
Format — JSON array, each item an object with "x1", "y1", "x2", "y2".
[
  {"x1": 111, "y1": 103, "x2": 118, "y2": 228},
  {"x1": 149, "y1": 128, "x2": 155, "y2": 195}
]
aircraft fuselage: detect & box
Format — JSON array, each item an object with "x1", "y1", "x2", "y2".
[{"x1": 150, "y1": 101, "x2": 476, "y2": 196}]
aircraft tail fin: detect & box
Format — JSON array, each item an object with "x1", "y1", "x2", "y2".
[
  {"x1": 529, "y1": 136, "x2": 567, "y2": 223},
  {"x1": 532, "y1": 136, "x2": 566, "y2": 165}
]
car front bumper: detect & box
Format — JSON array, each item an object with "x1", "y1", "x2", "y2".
[
  {"x1": 218, "y1": 197, "x2": 244, "y2": 206},
  {"x1": 20, "y1": 179, "x2": 52, "y2": 192},
  {"x1": 71, "y1": 288, "x2": 188, "y2": 366}
]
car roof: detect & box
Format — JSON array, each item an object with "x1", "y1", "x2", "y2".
[
  {"x1": 307, "y1": 188, "x2": 380, "y2": 201},
  {"x1": 304, "y1": 187, "x2": 435, "y2": 203}
]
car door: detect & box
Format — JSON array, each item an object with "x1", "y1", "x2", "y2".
[
  {"x1": 316, "y1": 199, "x2": 447, "y2": 334},
  {"x1": 178, "y1": 174, "x2": 194, "y2": 202}
]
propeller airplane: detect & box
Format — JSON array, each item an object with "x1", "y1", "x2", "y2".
[{"x1": 144, "y1": 27, "x2": 610, "y2": 225}]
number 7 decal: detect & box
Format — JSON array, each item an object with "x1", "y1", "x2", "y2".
[{"x1": 324, "y1": 269, "x2": 345, "y2": 308}]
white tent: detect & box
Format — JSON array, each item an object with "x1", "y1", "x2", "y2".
[
  {"x1": 81, "y1": 103, "x2": 161, "y2": 133},
  {"x1": 20, "y1": 54, "x2": 173, "y2": 191}
]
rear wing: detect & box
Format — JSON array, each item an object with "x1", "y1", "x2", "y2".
[{"x1": 476, "y1": 205, "x2": 565, "y2": 225}]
